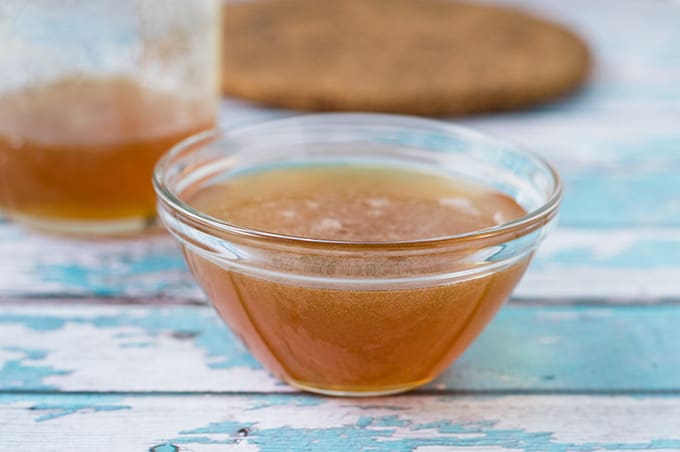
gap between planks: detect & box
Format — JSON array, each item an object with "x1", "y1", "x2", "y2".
[{"x1": 6, "y1": 389, "x2": 680, "y2": 397}]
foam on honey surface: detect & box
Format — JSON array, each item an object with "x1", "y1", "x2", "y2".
[{"x1": 188, "y1": 165, "x2": 526, "y2": 241}]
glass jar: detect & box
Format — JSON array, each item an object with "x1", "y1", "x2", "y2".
[
  {"x1": 155, "y1": 114, "x2": 562, "y2": 396},
  {"x1": 0, "y1": 0, "x2": 220, "y2": 234}
]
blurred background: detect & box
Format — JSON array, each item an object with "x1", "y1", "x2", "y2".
[{"x1": 0, "y1": 0, "x2": 678, "y2": 300}]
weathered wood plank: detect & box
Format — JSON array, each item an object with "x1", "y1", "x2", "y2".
[
  {"x1": 520, "y1": 228, "x2": 680, "y2": 300},
  {"x1": 2, "y1": 394, "x2": 680, "y2": 451},
  {"x1": 460, "y1": 112, "x2": 680, "y2": 228},
  {"x1": 2, "y1": 304, "x2": 679, "y2": 393},
  {"x1": 0, "y1": 227, "x2": 198, "y2": 299},
  {"x1": 2, "y1": 225, "x2": 679, "y2": 300}
]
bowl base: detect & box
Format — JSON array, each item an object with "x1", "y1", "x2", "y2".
[{"x1": 286, "y1": 378, "x2": 432, "y2": 397}]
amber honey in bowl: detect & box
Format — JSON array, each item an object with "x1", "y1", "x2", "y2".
[
  {"x1": 155, "y1": 114, "x2": 561, "y2": 396},
  {"x1": 182, "y1": 165, "x2": 529, "y2": 395}
]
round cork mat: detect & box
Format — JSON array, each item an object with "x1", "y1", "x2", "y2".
[{"x1": 222, "y1": 0, "x2": 591, "y2": 116}]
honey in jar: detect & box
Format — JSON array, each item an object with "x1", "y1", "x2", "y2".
[{"x1": 0, "y1": 77, "x2": 215, "y2": 232}]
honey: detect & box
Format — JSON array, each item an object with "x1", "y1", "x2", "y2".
[
  {"x1": 0, "y1": 77, "x2": 214, "y2": 229},
  {"x1": 184, "y1": 165, "x2": 529, "y2": 394}
]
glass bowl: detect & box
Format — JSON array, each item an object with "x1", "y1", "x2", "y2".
[{"x1": 154, "y1": 113, "x2": 562, "y2": 396}]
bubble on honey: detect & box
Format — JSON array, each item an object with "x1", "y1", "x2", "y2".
[
  {"x1": 6, "y1": 134, "x2": 24, "y2": 149},
  {"x1": 438, "y1": 197, "x2": 480, "y2": 215},
  {"x1": 366, "y1": 198, "x2": 391, "y2": 208},
  {"x1": 314, "y1": 218, "x2": 343, "y2": 232}
]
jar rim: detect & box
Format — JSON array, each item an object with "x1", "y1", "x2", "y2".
[{"x1": 153, "y1": 113, "x2": 562, "y2": 250}]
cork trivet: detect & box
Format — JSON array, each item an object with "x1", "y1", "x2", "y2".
[{"x1": 222, "y1": 0, "x2": 591, "y2": 115}]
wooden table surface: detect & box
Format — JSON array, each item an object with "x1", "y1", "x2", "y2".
[{"x1": 2, "y1": 1, "x2": 680, "y2": 450}]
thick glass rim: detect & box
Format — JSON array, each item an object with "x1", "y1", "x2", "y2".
[{"x1": 153, "y1": 113, "x2": 563, "y2": 248}]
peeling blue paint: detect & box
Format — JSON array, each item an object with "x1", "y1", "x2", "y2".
[
  {"x1": 354, "y1": 415, "x2": 410, "y2": 429},
  {"x1": 87, "y1": 309, "x2": 256, "y2": 369},
  {"x1": 5, "y1": 393, "x2": 679, "y2": 450},
  {"x1": 123, "y1": 254, "x2": 186, "y2": 274},
  {"x1": 8, "y1": 225, "x2": 680, "y2": 300},
  {"x1": 532, "y1": 238, "x2": 680, "y2": 270},
  {"x1": 33, "y1": 403, "x2": 130, "y2": 422},
  {"x1": 32, "y1": 248, "x2": 191, "y2": 298},
  {"x1": 0, "y1": 394, "x2": 129, "y2": 423},
  {"x1": 170, "y1": 435, "x2": 233, "y2": 445},
  {"x1": 0, "y1": 347, "x2": 69, "y2": 390},
  {"x1": 149, "y1": 443, "x2": 179, "y2": 452},
  {"x1": 180, "y1": 420, "x2": 247, "y2": 436},
  {"x1": 0, "y1": 315, "x2": 67, "y2": 331},
  {"x1": 3, "y1": 305, "x2": 680, "y2": 392},
  {"x1": 0, "y1": 307, "x2": 259, "y2": 374},
  {"x1": 120, "y1": 342, "x2": 153, "y2": 348},
  {"x1": 561, "y1": 169, "x2": 680, "y2": 228},
  {"x1": 248, "y1": 394, "x2": 323, "y2": 410},
  {"x1": 414, "y1": 419, "x2": 496, "y2": 431},
  {"x1": 166, "y1": 409, "x2": 680, "y2": 452},
  {"x1": 356, "y1": 416, "x2": 372, "y2": 428},
  {"x1": 439, "y1": 305, "x2": 680, "y2": 391},
  {"x1": 39, "y1": 264, "x2": 117, "y2": 297}
]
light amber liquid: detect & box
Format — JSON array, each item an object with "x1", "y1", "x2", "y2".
[
  {"x1": 0, "y1": 78, "x2": 214, "y2": 225},
  {"x1": 185, "y1": 165, "x2": 529, "y2": 394}
]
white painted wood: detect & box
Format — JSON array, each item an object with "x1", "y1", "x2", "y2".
[
  {"x1": 517, "y1": 268, "x2": 680, "y2": 300},
  {"x1": 0, "y1": 305, "x2": 283, "y2": 393},
  {"x1": 0, "y1": 226, "x2": 201, "y2": 299},
  {"x1": 2, "y1": 395, "x2": 680, "y2": 451},
  {"x1": 517, "y1": 227, "x2": 680, "y2": 300}
]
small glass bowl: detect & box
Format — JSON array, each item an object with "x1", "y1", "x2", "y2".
[{"x1": 154, "y1": 113, "x2": 562, "y2": 396}]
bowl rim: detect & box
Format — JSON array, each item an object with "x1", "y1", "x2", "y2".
[{"x1": 154, "y1": 113, "x2": 563, "y2": 249}]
